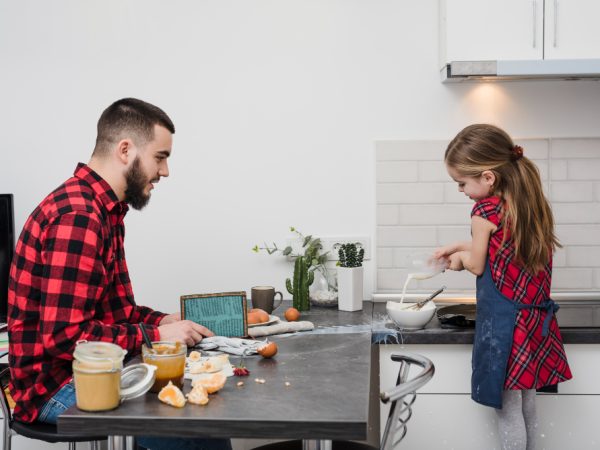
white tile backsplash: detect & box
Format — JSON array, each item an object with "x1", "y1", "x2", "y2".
[
  {"x1": 377, "y1": 183, "x2": 444, "y2": 204},
  {"x1": 377, "y1": 226, "x2": 437, "y2": 247},
  {"x1": 376, "y1": 137, "x2": 600, "y2": 293},
  {"x1": 376, "y1": 205, "x2": 399, "y2": 225},
  {"x1": 551, "y1": 138, "x2": 600, "y2": 159},
  {"x1": 376, "y1": 161, "x2": 418, "y2": 182},
  {"x1": 436, "y1": 226, "x2": 471, "y2": 245},
  {"x1": 550, "y1": 159, "x2": 568, "y2": 180},
  {"x1": 593, "y1": 269, "x2": 600, "y2": 289},
  {"x1": 418, "y1": 161, "x2": 449, "y2": 182},
  {"x1": 566, "y1": 247, "x2": 600, "y2": 268},
  {"x1": 550, "y1": 182, "x2": 594, "y2": 202},
  {"x1": 567, "y1": 159, "x2": 600, "y2": 180},
  {"x1": 552, "y1": 268, "x2": 594, "y2": 289},
  {"x1": 556, "y1": 224, "x2": 600, "y2": 246},
  {"x1": 376, "y1": 140, "x2": 449, "y2": 161},
  {"x1": 398, "y1": 204, "x2": 472, "y2": 225},
  {"x1": 553, "y1": 203, "x2": 600, "y2": 224}
]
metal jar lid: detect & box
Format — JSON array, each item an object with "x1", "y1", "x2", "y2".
[
  {"x1": 120, "y1": 364, "x2": 157, "y2": 401},
  {"x1": 73, "y1": 341, "x2": 127, "y2": 371}
]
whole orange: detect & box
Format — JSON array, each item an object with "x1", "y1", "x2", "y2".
[
  {"x1": 284, "y1": 307, "x2": 300, "y2": 322},
  {"x1": 250, "y1": 308, "x2": 270, "y2": 323}
]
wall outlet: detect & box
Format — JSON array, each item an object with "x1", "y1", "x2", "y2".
[{"x1": 285, "y1": 236, "x2": 371, "y2": 261}]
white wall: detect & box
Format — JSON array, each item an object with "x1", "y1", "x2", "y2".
[{"x1": 1, "y1": 1, "x2": 600, "y2": 314}]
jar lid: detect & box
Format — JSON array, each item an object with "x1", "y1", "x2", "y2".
[
  {"x1": 73, "y1": 341, "x2": 127, "y2": 366},
  {"x1": 120, "y1": 364, "x2": 157, "y2": 401}
]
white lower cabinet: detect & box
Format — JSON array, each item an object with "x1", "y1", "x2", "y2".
[{"x1": 380, "y1": 344, "x2": 600, "y2": 449}]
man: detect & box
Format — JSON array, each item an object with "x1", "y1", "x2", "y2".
[{"x1": 8, "y1": 98, "x2": 231, "y2": 450}]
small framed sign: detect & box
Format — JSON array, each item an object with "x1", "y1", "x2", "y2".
[{"x1": 180, "y1": 291, "x2": 248, "y2": 337}]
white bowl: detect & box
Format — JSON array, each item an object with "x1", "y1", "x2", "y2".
[{"x1": 386, "y1": 300, "x2": 436, "y2": 330}]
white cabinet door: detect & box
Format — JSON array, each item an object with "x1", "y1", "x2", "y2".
[
  {"x1": 442, "y1": 0, "x2": 544, "y2": 62},
  {"x1": 544, "y1": 0, "x2": 600, "y2": 59},
  {"x1": 380, "y1": 344, "x2": 600, "y2": 449}
]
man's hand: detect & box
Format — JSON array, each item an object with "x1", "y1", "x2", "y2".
[
  {"x1": 159, "y1": 313, "x2": 181, "y2": 326},
  {"x1": 158, "y1": 320, "x2": 214, "y2": 347}
]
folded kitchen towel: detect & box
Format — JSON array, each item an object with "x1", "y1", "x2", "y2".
[
  {"x1": 248, "y1": 320, "x2": 314, "y2": 338},
  {"x1": 196, "y1": 336, "x2": 263, "y2": 356}
]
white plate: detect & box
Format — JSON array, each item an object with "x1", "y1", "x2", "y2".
[{"x1": 248, "y1": 315, "x2": 279, "y2": 328}]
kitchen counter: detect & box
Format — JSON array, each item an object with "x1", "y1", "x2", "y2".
[
  {"x1": 274, "y1": 300, "x2": 600, "y2": 345},
  {"x1": 370, "y1": 301, "x2": 600, "y2": 345}
]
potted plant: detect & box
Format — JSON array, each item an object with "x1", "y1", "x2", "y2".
[
  {"x1": 336, "y1": 243, "x2": 364, "y2": 311},
  {"x1": 253, "y1": 227, "x2": 328, "y2": 311}
]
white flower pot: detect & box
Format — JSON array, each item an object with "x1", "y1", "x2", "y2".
[{"x1": 337, "y1": 266, "x2": 363, "y2": 311}]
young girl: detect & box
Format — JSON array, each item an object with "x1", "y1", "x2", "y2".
[{"x1": 434, "y1": 124, "x2": 572, "y2": 450}]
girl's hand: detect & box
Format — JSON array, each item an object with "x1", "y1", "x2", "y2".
[
  {"x1": 448, "y1": 252, "x2": 466, "y2": 271},
  {"x1": 433, "y1": 244, "x2": 456, "y2": 259}
]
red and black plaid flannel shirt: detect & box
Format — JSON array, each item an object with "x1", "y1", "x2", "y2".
[{"x1": 8, "y1": 163, "x2": 166, "y2": 422}]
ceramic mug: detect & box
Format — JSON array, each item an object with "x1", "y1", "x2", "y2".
[{"x1": 251, "y1": 286, "x2": 283, "y2": 314}]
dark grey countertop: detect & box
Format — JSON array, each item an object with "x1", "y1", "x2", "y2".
[
  {"x1": 261, "y1": 301, "x2": 600, "y2": 345},
  {"x1": 59, "y1": 323, "x2": 377, "y2": 441},
  {"x1": 370, "y1": 302, "x2": 600, "y2": 345}
]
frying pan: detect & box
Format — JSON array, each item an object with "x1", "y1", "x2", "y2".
[{"x1": 436, "y1": 304, "x2": 476, "y2": 329}]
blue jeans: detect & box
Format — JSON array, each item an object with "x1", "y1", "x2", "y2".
[{"x1": 39, "y1": 383, "x2": 232, "y2": 450}]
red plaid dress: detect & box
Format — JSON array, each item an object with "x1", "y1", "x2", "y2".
[
  {"x1": 8, "y1": 164, "x2": 166, "y2": 422},
  {"x1": 472, "y1": 196, "x2": 572, "y2": 390}
]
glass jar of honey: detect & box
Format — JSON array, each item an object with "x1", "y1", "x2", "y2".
[
  {"x1": 142, "y1": 341, "x2": 186, "y2": 392},
  {"x1": 73, "y1": 341, "x2": 156, "y2": 411}
]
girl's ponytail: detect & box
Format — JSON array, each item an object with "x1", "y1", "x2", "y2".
[{"x1": 504, "y1": 156, "x2": 560, "y2": 273}]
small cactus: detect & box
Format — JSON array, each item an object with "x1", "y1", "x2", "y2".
[
  {"x1": 285, "y1": 256, "x2": 314, "y2": 311},
  {"x1": 337, "y1": 243, "x2": 364, "y2": 268}
]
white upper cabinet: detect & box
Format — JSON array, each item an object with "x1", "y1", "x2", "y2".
[
  {"x1": 440, "y1": 0, "x2": 600, "y2": 67},
  {"x1": 544, "y1": 0, "x2": 600, "y2": 59}
]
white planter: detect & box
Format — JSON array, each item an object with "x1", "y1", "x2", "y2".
[{"x1": 337, "y1": 266, "x2": 363, "y2": 311}]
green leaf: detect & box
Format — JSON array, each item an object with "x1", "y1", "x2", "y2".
[
  {"x1": 303, "y1": 235, "x2": 312, "y2": 247},
  {"x1": 252, "y1": 245, "x2": 259, "y2": 253},
  {"x1": 290, "y1": 226, "x2": 296, "y2": 232},
  {"x1": 282, "y1": 246, "x2": 293, "y2": 256},
  {"x1": 311, "y1": 258, "x2": 319, "y2": 267}
]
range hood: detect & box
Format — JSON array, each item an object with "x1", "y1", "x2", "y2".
[{"x1": 441, "y1": 59, "x2": 600, "y2": 82}]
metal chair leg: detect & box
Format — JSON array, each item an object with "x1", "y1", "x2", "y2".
[{"x1": 3, "y1": 420, "x2": 12, "y2": 450}]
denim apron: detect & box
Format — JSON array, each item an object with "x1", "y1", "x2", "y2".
[{"x1": 471, "y1": 258, "x2": 559, "y2": 409}]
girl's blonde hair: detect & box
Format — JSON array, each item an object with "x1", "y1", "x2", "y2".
[{"x1": 445, "y1": 124, "x2": 560, "y2": 273}]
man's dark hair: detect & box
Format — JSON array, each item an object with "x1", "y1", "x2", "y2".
[{"x1": 93, "y1": 98, "x2": 175, "y2": 156}]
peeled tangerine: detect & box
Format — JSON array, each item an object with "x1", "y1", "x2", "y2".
[
  {"x1": 187, "y1": 350, "x2": 202, "y2": 363},
  {"x1": 187, "y1": 384, "x2": 209, "y2": 406},
  {"x1": 192, "y1": 372, "x2": 227, "y2": 394},
  {"x1": 158, "y1": 381, "x2": 186, "y2": 408}
]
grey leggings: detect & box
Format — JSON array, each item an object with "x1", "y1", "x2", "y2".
[{"x1": 495, "y1": 389, "x2": 537, "y2": 450}]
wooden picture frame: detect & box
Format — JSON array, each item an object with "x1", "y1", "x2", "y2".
[{"x1": 180, "y1": 291, "x2": 248, "y2": 337}]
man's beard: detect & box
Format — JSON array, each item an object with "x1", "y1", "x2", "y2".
[{"x1": 124, "y1": 157, "x2": 152, "y2": 210}]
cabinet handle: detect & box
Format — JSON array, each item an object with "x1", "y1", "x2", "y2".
[
  {"x1": 532, "y1": 0, "x2": 537, "y2": 48},
  {"x1": 553, "y1": 0, "x2": 558, "y2": 47}
]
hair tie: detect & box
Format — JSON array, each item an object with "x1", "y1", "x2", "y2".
[{"x1": 512, "y1": 145, "x2": 524, "y2": 161}]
